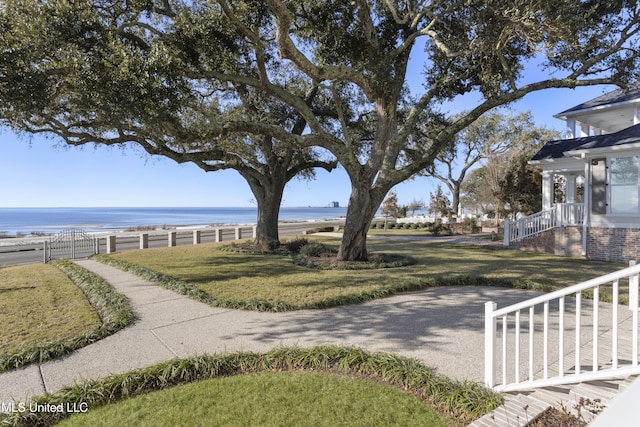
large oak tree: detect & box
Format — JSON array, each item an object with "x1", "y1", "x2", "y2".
[{"x1": 1, "y1": 0, "x2": 639, "y2": 260}]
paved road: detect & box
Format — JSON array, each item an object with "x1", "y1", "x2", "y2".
[{"x1": 0, "y1": 221, "x2": 339, "y2": 266}]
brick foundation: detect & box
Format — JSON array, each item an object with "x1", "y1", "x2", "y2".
[
  {"x1": 510, "y1": 229, "x2": 556, "y2": 254},
  {"x1": 509, "y1": 226, "x2": 640, "y2": 263},
  {"x1": 586, "y1": 227, "x2": 640, "y2": 263}
]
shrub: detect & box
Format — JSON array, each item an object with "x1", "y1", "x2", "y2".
[
  {"x1": 299, "y1": 242, "x2": 330, "y2": 257},
  {"x1": 432, "y1": 218, "x2": 445, "y2": 235},
  {"x1": 387, "y1": 222, "x2": 396, "y2": 229},
  {"x1": 284, "y1": 238, "x2": 308, "y2": 254},
  {"x1": 370, "y1": 222, "x2": 378, "y2": 229},
  {"x1": 463, "y1": 217, "x2": 479, "y2": 233},
  {"x1": 1, "y1": 346, "x2": 503, "y2": 427}
]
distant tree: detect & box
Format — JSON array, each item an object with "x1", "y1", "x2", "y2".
[
  {"x1": 428, "y1": 185, "x2": 451, "y2": 217},
  {"x1": 463, "y1": 136, "x2": 545, "y2": 221},
  {"x1": 382, "y1": 191, "x2": 409, "y2": 230},
  {"x1": 497, "y1": 154, "x2": 543, "y2": 218},
  {"x1": 381, "y1": 191, "x2": 402, "y2": 218},
  {"x1": 421, "y1": 111, "x2": 559, "y2": 217},
  {"x1": 407, "y1": 198, "x2": 425, "y2": 216},
  {"x1": 461, "y1": 168, "x2": 492, "y2": 217}
]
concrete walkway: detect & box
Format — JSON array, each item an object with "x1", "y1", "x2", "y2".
[{"x1": 1, "y1": 260, "x2": 543, "y2": 405}]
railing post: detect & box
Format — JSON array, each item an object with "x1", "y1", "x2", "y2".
[
  {"x1": 168, "y1": 231, "x2": 177, "y2": 247},
  {"x1": 485, "y1": 301, "x2": 498, "y2": 388},
  {"x1": 140, "y1": 233, "x2": 149, "y2": 249},
  {"x1": 193, "y1": 230, "x2": 201, "y2": 245},
  {"x1": 235, "y1": 227, "x2": 242, "y2": 240},
  {"x1": 43, "y1": 241, "x2": 49, "y2": 263},
  {"x1": 503, "y1": 219, "x2": 511, "y2": 246},
  {"x1": 629, "y1": 261, "x2": 638, "y2": 311},
  {"x1": 215, "y1": 228, "x2": 223, "y2": 243},
  {"x1": 518, "y1": 218, "x2": 525, "y2": 241},
  {"x1": 252, "y1": 225, "x2": 257, "y2": 239},
  {"x1": 71, "y1": 229, "x2": 76, "y2": 260},
  {"x1": 630, "y1": 261, "x2": 639, "y2": 367},
  {"x1": 106, "y1": 236, "x2": 116, "y2": 254}
]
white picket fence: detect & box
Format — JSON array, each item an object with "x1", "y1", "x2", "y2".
[
  {"x1": 485, "y1": 261, "x2": 640, "y2": 392},
  {"x1": 503, "y1": 203, "x2": 585, "y2": 244}
]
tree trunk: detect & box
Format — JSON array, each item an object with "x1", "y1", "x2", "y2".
[
  {"x1": 337, "y1": 184, "x2": 382, "y2": 261},
  {"x1": 451, "y1": 185, "x2": 461, "y2": 217},
  {"x1": 247, "y1": 177, "x2": 286, "y2": 250}
]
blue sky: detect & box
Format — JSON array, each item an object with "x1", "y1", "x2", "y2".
[{"x1": 0, "y1": 60, "x2": 615, "y2": 208}]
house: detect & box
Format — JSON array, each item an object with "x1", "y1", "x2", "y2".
[{"x1": 504, "y1": 87, "x2": 640, "y2": 262}]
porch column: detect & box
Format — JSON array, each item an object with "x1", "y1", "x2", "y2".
[
  {"x1": 542, "y1": 171, "x2": 554, "y2": 210},
  {"x1": 582, "y1": 160, "x2": 590, "y2": 257},
  {"x1": 565, "y1": 118, "x2": 576, "y2": 139},
  {"x1": 565, "y1": 174, "x2": 577, "y2": 204},
  {"x1": 578, "y1": 121, "x2": 589, "y2": 137}
]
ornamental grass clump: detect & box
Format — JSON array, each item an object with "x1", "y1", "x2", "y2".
[{"x1": 2, "y1": 346, "x2": 502, "y2": 427}]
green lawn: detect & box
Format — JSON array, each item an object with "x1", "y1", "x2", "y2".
[
  {"x1": 104, "y1": 237, "x2": 625, "y2": 310},
  {"x1": 8, "y1": 347, "x2": 496, "y2": 427},
  {"x1": 0, "y1": 260, "x2": 135, "y2": 371},
  {"x1": 0, "y1": 263, "x2": 100, "y2": 354},
  {"x1": 57, "y1": 371, "x2": 456, "y2": 427}
]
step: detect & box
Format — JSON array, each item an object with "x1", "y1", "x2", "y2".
[
  {"x1": 617, "y1": 374, "x2": 639, "y2": 392},
  {"x1": 467, "y1": 394, "x2": 550, "y2": 427}
]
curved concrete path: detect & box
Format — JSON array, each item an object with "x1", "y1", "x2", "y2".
[{"x1": 0, "y1": 260, "x2": 543, "y2": 405}]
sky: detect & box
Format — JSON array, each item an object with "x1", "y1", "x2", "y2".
[{"x1": 0, "y1": 52, "x2": 617, "y2": 208}]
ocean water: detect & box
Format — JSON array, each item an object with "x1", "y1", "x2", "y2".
[{"x1": 0, "y1": 207, "x2": 348, "y2": 235}]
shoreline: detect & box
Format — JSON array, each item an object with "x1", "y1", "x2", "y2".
[{"x1": 0, "y1": 217, "x2": 348, "y2": 246}]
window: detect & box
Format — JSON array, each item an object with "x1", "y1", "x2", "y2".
[{"x1": 610, "y1": 156, "x2": 639, "y2": 214}]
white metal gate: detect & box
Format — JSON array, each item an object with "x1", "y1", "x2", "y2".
[{"x1": 44, "y1": 228, "x2": 99, "y2": 262}]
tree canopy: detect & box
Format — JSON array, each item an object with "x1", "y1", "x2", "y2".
[
  {"x1": 1, "y1": 0, "x2": 639, "y2": 260},
  {"x1": 423, "y1": 110, "x2": 559, "y2": 217}
]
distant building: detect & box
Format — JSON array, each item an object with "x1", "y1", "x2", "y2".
[{"x1": 328, "y1": 201, "x2": 340, "y2": 208}]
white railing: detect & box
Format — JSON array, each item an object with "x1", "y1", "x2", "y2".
[
  {"x1": 503, "y1": 203, "x2": 585, "y2": 245},
  {"x1": 485, "y1": 261, "x2": 640, "y2": 392},
  {"x1": 555, "y1": 203, "x2": 585, "y2": 227}
]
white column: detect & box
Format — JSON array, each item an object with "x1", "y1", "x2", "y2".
[
  {"x1": 565, "y1": 175, "x2": 577, "y2": 204},
  {"x1": 579, "y1": 121, "x2": 589, "y2": 137},
  {"x1": 168, "y1": 231, "x2": 176, "y2": 247},
  {"x1": 193, "y1": 230, "x2": 201, "y2": 245},
  {"x1": 542, "y1": 171, "x2": 554, "y2": 210},
  {"x1": 582, "y1": 160, "x2": 590, "y2": 257},
  {"x1": 566, "y1": 118, "x2": 576, "y2": 139},
  {"x1": 634, "y1": 105, "x2": 639, "y2": 125}
]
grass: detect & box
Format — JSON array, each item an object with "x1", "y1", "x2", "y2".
[
  {"x1": 96, "y1": 237, "x2": 626, "y2": 311},
  {"x1": 3, "y1": 346, "x2": 501, "y2": 427},
  {"x1": 0, "y1": 263, "x2": 100, "y2": 355},
  {"x1": 0, "y1": 260, "x2": 135, "y2": 371},
  {"x1": 57, "y1": 372, "x2": 454, "y2": 427}
]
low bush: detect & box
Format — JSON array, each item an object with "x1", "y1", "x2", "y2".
[
  {"x1": 284, "y1": 237, "x2": 309, "y2": 254},
  {"x1": 3, "y1": 346, "x2": 503, "y2": 427},
  {"x1": 299, "y1": 242, "x2": 332, "y2": 257},
  {"x1": 308, "y1": 226, "x2": 335, "y2": 233}
]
